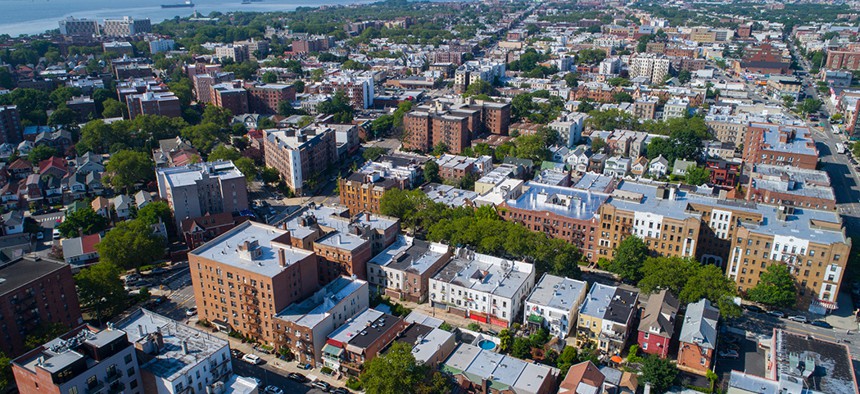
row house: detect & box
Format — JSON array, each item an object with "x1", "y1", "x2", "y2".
[
  {"x1": 523, "y1": 274, "x2": 587, "y2": 339},
  {"x1": 636, "y1": 290, "x2": 679, "y2": 359},
  {"x1": 367, "y1": 235, "x2": 451, "y2": 303},
  {"x1": 575, "y1": 283, "x2": 639, "y2": 356},
  {"x1": 322, "y1": 308, "x2": 407, "y2": 376}
]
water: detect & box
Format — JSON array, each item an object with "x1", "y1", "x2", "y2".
[
  {"x1": 0, "y1": 0, "x2": 371, "y2": 36},
  {"x1": 477, "y1": 339, "x2": 496, "y2": 350}
]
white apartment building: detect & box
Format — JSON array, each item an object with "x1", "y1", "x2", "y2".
[
  {"x1": 599, "y1": 57, "x2": 622, "y2": 76},
  {"x1": 428, "y1": 248, "x2": 535, "y2": 328},
  {"x1": 524, "y1": 274, "x2": 588, "y2": 339},
  {"x1": 155, "y1": 161, "x2": 250, "y2": 228},
  {"x1": 663, "y1": 98, "x2": 691, "y2": 121},
  {"x1": 629, "y1": 54, "x2": 671, "y2": 84},
  {"x1": 116, "y1": 308, "x2": 233, "y2": 394},
  {"x1": 549, "y1": 112, "x2": 588, "y2": 147}
]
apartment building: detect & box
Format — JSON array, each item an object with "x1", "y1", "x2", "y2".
[
  {"x1": 743, "y1": 123, "x2": 818, "y2": 170},
  {"x1": 636, "y1": 290, "x2": 679, "y2": 359},
  {"x1": 677, "y1": 299, "x2": 719, "y2": 376},
  {"x1": 314, "y1": 73, "x2": 375, "y2": 109},
  {"x1": 523, "y1": 274, "x2": 587, "y2": 339},
  {"x1": 367, "y1": 235, "x2": 451, "y2": 303},
  {"x1": 102, "y1": 16, "x2": 151, "y2": 37},
  {"x1": 442, "y1": 343, "x2": 558, "y2": 394},
  {"x1": 662, "y1": 98, "x2": 690, "y2": 120},
  {"x1": 706, "y1": 114, "x2": 749, "y2": 147},
  {"x1": 436, "y1": 154, "x2": 492, "y2": 182},
  {"x1": 705, "y1": 158, "x2": 742, "y2": 187},
  {"x1": 0, "y1": 256, "x2": 82, "y2": 357},
  {"x1": 0, "y1": 106, "x2": 23, "y2": 145},
  {"x1": 291, "y1": 36, "x2": 334, "y2": 54},
  {"x1": 323, "y1": 308, "x2": 407, "y2": 376},
  {"x1": 428, "y1": 248, "x2": 535, "y2": 328},
  {"x1": 193, "y1": 72, "x2": 234, "y2": 104},
  {"x1": 745, "y1": 164, "x2": 836, "y2": 210},
  {"x1": 13, "y1": 325, "x2": 143, "y2": 394},
  {"x1": 337, "y1": 154, "x2": 424, "y2": 215},
  {"x1": 273, "y1": 277, "x2": 369, "y2": 367},
  {"x1": 452, "y1": 60, "x2": 505, "y2": 93},
  {"x1": 499, "y1": 182, "x2": 607, "y2": 261},
  {"x1": 549, "y1": 112, "x2": 587, "y2": 147},
  {"x1": 211, "y1": 83, "x2": 249, "y2": 116},
  {"x1": 246, "y1": 82, "x2": 296, "y2": 114},
  {"x1": 727, "y1": 204, "x2": 849, "y2": 312},
  {"x1": 575, "y1": 283, "x2": 639, "y2": 356},
  {"x1": 189, "y1": 221, "x2": 320, "y2": 344},
  {"x1": 126, "y1": 92, "x2": 182, "y2": 120},
  {"x1": 628, "y1": 54, "x2": 671, "y2": 84},
  {"x1": 263, "y1": 127, "x2": 337, "y2": 194},
  {"x1": 115, "y1": 308, "x2": 232, "y2": 394},
  {"x1": 58, "y1": 17, "x2": 100, "y2": 37},
  {"x1": 826, "y1": 48, "x2": 860, "y2": 71},
  {"x1": 156, "y1": 161, "x2": 249, "y2": 229},
  {"x1": 213, "y1": 44, "x2": 248, "y2": 63},
  {"x1": 633, "y1": 96, "x2": 658, "y2": 120}
]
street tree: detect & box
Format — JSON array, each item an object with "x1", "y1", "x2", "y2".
[
  {"x1": 75, "y1": 262, "x2": 126, "y2": 324},
  {"x1": 608, "y1": 236, "x2": 648, "y2": 282},
  {"x1": 105, "y1": 150, "x2": 154, "y2": 192},
  {"x1": 640, "y1": 355, "x2": 678, "y2": 393},
  {"x1": 96, "y1": 220, "x2": 166, "y2": 270},
  {"x1": 56, "y1": 207, "x2": 109, "y2": 238},
  {"x1": 747, "y1": 264, "x2": 797, "y2": 309}
]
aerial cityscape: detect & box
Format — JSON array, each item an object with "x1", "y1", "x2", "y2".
[{"x1": 0, "y1": 0, "x2": 858, "y2": 393}]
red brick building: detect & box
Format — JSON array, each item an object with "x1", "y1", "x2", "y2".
[
  {"x1": 742, "y1": 123, "x2": 818, "y2": 170},
  {"x1": 211, "y1": 83, "x2": 249, "y2": 116},
  {"x1": 705, "y1": 158, "x2": 742, "y2": 187},
  {"x1": 677, "y1": 299, "x2": 719, "y2": 376},
  {"x1": 827, "y1": 49, "x2": 860, "y2": 71},
  {"x1": 181, "y1": 212, "x2": 248, "y2": 250},
  {"x1": 246, "y1": 83, "x2": 296, "y2": 115}
]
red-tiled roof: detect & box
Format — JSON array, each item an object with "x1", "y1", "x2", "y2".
[
  {"x1": 81, "y1": 234, "x2": 101, "y2": 254},
  {"x1": 39, "y1": 156, "x2": 67, "y2": 173}
]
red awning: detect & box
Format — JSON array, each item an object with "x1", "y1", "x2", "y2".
[
  {"x1": 814, "y1": 299, "x2": 838, "y2": 310},
  {"x1": 610, "y1": 355, "x2": 623, "y2": 363}
]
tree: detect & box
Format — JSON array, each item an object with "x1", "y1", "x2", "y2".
[
  {"x1": 556, "y1": 346, "x2": 578, "y2": 377},
  {"x1": 261, "y1": 167, "x2": 280, "y2": 185},
  {"x1": 798, "y1": 98, "x2": 822, "y2": 115},
  {"x1": 640, "y1": 355, "x2": 678, "y2": 393},
  {"x1": 677, "y1": 70, "x2": 692, "y2": 84},
  {"x1": 511, "y1": 337, "x2": 532, "y2": 359},
  {"x1": 234, "y1": 157, "x2": 258, "y2": 183},
  {"x1": 102, "y1": 98, "x2": 125, "y2": 118},
  {"x1": 591, "y1": 136, "x2": 607, "y2": 153},
  {"x1": 25, "y1": 322, "x2": 70, "y2": 350},
  {"x1": 0, "y1": 351, "x2": 10, "y2": 391},
  {"x1": 208, "y1": 144, "x2": 242, "y2": 162},
  {"x1": 563, "y1": 72, "x2": 579, "y2": 88},
  {"x1": 498, "y1": 329, "x2": 513, "y2": 353},
  {"x1": 105, "y1": 150, "x2": 153, "y2": 192},
  {"x1": 680, "y1": 264, "x2": 741, "y2": 318},
  {"x1": 638, "y1": 257, "x2": 698, "y2": 295},
  {"x1": 613, "y1": 92, "x2": 634, "y2": 103},
  {"x1": 262, "y1": 71, "x2": 278, "y2": 83},
  {"x1": 608, "y1": 236, "x2": 648, "y2": 282},
  {"x1": 463, "y1": 80, "x2": 499, "y2": 97},
  {"x1": 136, "y1": 201, "x2": 173, "y2": 227},
  {"x1": 96, "y1": 220, "x2": 166, "y2": 270},
  {"x1": 27, "y1": 145, "x2": 59, "y2": 165},
  {"x1": 202, "y1": 105, "x2": 234, "y2": 129},
  {"x1": 293, "y1": 80, "x2": 306, "y2": 93},
  {"x1": 747, "y1": 264, "x2": 797, "y2": 308},
  {"x1": 75, "y1": 262, "x2": 127, "y2": 324},
  {"x1": 431, "y1": 143, "x2": 449, "y2": 156},
  {"x1": 360, "y1": 342, "x2": 425, "y2": 394},
  {"x1": 57, "y1": 207, "x2": 109, "y2": 238},
  {"x1": 363, "y1": 147, "x2": 387, "y2": 162},
  {"x1": 684, "y1": 165, "x2": 710, "y2": 186},
  {"x1": 781, "y1": 95, "x2": 795, "y2": 109},
  {"x1": 48, "y1": 106, "x2": 78, "y2": 127},
  {"x1": 423, "y1": 160, "x2": 440, "y2": 183}
]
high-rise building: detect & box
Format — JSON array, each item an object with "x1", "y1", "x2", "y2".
[
  {"x1": 156, "y1": 161, "x2": 250, "y2": 229},
  {"x1": 192, "y1": 72, "x2": 234, "y2": 104},
  {"x1": 102, "y1": 16, "x2": 151, "y2": 37},
  {"x1": 58, "y1": 17, "x2": 99, "y2": 37},
  {"x1": 628, "y1": 54, "x2": 671, "y2": 84},
  {"x1": 0, "y1": 106, "x2": 23, "y2": 144},
  {"x1": 263, "y1": 127, "x2": 337, "y2": 194},
  {"x1": 245, "y1": 82, "x2": 296, "y2": 114},
  {"x1": 211, "y1": 82, "x2": 249, "y2": 116}
]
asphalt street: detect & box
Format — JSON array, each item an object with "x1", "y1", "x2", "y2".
[{"x1": 231, "y1": 357, "x2": 327, "y2": 394}]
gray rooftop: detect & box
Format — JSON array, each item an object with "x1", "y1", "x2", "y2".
[
  {"x1": 750, "y1": 164, "x2": 834, "y2": 201},
  {"x1": 679, "y1": 299, "x2": 719, "y2": 350},
  {"x1": 0, "y1": 256, "x2": 69, "y2": 296},
  {"x1": 190, "y1": 221, "x2": 314, "y2": 278},
  {"x1": 394, "y1": 322, "x2": 453, "y2": 365},
  {"x1": 316, "y1": 232, "x2": 367, "y2": 252},
  {"x1": 526, "y1": 273, "x2": 587, "y2": 312},
  {"x1": 750, "y1": 122, "x2": 817, "y2": 156},
  {"x1": 274, "y1": 277, "x2": 367, "y2": 329},
  {"x1": 115, "y1": 308, "x2": 229, "y2": 381},
  {"x1": 422, "y1": 183, "x2": 478, "y2": 207},
  {"x1": 431, "y1": 249, "x2": 533, "y2": 300},
  {"x1": 441, "y1": 343, "x2": 556, "y2": 394},
  {"x1": 157, "y1": 161, "x2": 245, "y2": 188},
  {"x1": 579, "y1": 283, "x2": 638, "y2": 325},
  {"x1": 506, "y1": 182, "x2": 608, "y2": 221},
  {"x1": 572, "y1": 173, "x2": 615, "y2": 193},
  {"x1": 774, "y1": 329, "x2": 858, "y2": 394},
  {"x1": 368, "y1": 235, "x2": 449, "y2": 275},
  {"x1": 17, "y1": 326, "x2": 129, "y2": 375}
]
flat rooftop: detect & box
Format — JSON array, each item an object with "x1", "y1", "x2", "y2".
[
  {"x1": 368, "y1": 235, "x2": 448, "y2": 276},
  {"x1": 0, "y1": 256, "x2": 68, "y2": 296},
  {"x1": 17, "y1": 326, "x2": 128, "y2": 375},
  {"x1": 507, "y1": 182, "x2": 607, "y2": 221},
  {"x1": 431, "y1": 249, "x2": 533, "y2": 300},
  {"x1": 580, "y1": 283, "x2": 638, "y2": 324},
  {"x1": 526, "y1": 274, "x2": 587, "y2": 312},
  {"x1": 115, "y1": 308, "x2": 228, "y2": 382},
  {"x1": 422, "y1": 183, "x2": 478, "y2": 207},
  {"x1": 394, "y1": 322, "x2": 453, "y2": 364},
  {"x1": 275, "y1": 277, "x2": 367, "y2": 329},
  {"x1": 774, "y1": 329, "x2": 859, "y2": 394},
  {"x1": 281, "y1": 204, "x2": 398, "y2": 239},
  {"x1": 751, "y1": 122, "x2": 817, "y2": 156},
  {"x1": 190, "y1": 221, "x2": 314, "y2": 278},
  {"x1": 157, "y1": 161, "x2": 245, "y2": 188}
]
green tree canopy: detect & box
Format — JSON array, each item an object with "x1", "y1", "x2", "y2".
[
  {"x1": 96, "y1": 219, "x2": 166, "y2": 270},
  {"x1": 640, "y1": 355, "x2": 678, "y2": 393},
  {"x1": 423, "y1": 160, "x2": 440, "y2": 183},
  {"x1": 638, "y1": 256, "x2": 699, "y2": 295},
  {"x1": 208, "y1": 144, "x2": 242, "y2": 162},
  {"x1": 136, "y1": 201, "x2": 173, "y2": 227},
  {"x1": 105, "y1": 150, "x2": 154, "y2": 192},
  {"x1": 74, "y1": 262, "x2": 127, "y2": 323},
  {"x1": 56, "y1": 207, "x2": 109, "y2": 238},
  {"x1": 28, "y1": 145, "x2": 59, "y2": 165},
  {"x1": 360, "y1": 342, "x2": 450, "y2": 394},
  {"x1": 680, "y1": 264, "x2": 741, "y2": 318},
  {"x1": 684, "y1": 165, "x2": 711, "y2": 186},
  {"x1": 747, "y1": 264, "x2": 797, "y2": 309},
  {"x1": 608, "y1": 236, "x2": 648, "y2": 282}
]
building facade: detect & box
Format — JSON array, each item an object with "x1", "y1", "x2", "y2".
[{"x1": 156, "y1": 161, "x2": 250, "y2": 229}]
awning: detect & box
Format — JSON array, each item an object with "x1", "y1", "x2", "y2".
[
  {"x1": 610, "y1": 355, "x2": 623, "y2": 364},
  {"x1": 527, "y1": 314, "x2": 544, "y2": 324},
  {"x1": 323, "y1": 344, "x2": 344, "y2": 358}
]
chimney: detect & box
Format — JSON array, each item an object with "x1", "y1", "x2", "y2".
[
  {"x1": 365, "y1": 212, "x2": 370, "y2": 221},
  {"x1": 138, "y1": 324, "x2": 145, "y2": 335},
  {"x1": 278, "y1": 248, "x2": 286, "y2": 267},
  {"x1": 181, "y1": 340, "x2": 189, "y2": 354}
]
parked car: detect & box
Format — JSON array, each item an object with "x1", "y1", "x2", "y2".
[
  {"x1": 743, "y1": 304, "x2": 765, "y2": 313},
  {"x1": 718, "y1": 349, "x2": 739, "y2": 359},
  {"x1": 231, "y1": 349, "x2": 244, "y2": 359},
  {"x1": 185, "y1": 307, "x2": 197, "y2": 317},
  {"x1": 242, "y1": 354, "x2": 262, "y2": 365},
  {"x1": 151, "y1": 267, "x2": 167, "y2": 275},
  {"x1": 36, "y1": 231, "x2": 44, "y2": 240},
  {"x1": 767, "y1": 310, "x2": 785, "y2": 318},
  {"x1": 332, "y1": 388, "x2": 351, "y2": 394},
  {"x1": 788, "y1": 315, "x2": 808, "y2": 323},
  {"x1": 311, "y1": 381, "x2": 331, "y2": 391},
  {"x1": 811, "y1": 320, "x2": 833, "y2": 329},
  {"x1": 288, "y1": 373, "x2": 308, "y2": 383},
  {"x1": 264, "y1": 386, "x2": 284, "y2": 394},
  {"x1": 297, "y1": 363, "x2": 312, "y2": 370}
]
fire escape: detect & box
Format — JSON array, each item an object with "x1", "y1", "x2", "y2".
[{"x1": 240, "y1": 282, "x2": 262, "y2": 337}]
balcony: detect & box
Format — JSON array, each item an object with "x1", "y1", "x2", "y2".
[
  {"x1": 105, "y1": 371, "x2": 121, "y2": 383},
  {"x1": 107, "y1": 383, "x2": 125, "y2": 394},
  {"x1": 86, "y1": 381, "x2": 105, "y2": 394}
]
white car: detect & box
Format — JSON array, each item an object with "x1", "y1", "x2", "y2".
[
  {"x1": 788, "y1": 315, "x2": 808, "y2": 324},
  {"x1": 264, "y1": 386, "x2": 284, "y2": 394},
  {"x1": 185, "y1": 307, "x2": 197, "y2": 317},
  {"x1": 242, "y1": 354, "x2": 262, "y2": 365}
]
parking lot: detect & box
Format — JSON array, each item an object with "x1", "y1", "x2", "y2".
[{"x1": 714, "y1": 332, "x2": 766, "y2": 384}]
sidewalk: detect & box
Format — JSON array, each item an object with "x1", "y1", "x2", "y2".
[
  {"x1": 189, "y1": 318, "x2": 347, "y2": 389},
  {"x1": 398, "y1": 299, "x2": 501, "y2": 333}
]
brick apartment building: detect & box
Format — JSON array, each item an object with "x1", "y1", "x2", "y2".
[
  {"x1": 126, "y1": 92, "x2": 182, "y2": 120},
  {"x1": 211, "y1": 82, "x2": 249, "y2": 116},
  {"x1": 0, "y1": 106, "x2": 23, "y2": 144},
  {"x1": 193, "y1": 72, "x2": 234, "y2": 104},
  {"x1": 245, "y1": 82, "x2": 296, "y2": 114},
  {"x1": 705, "y1": 158, "x2": 742, "y2": 187},
  {"x1": 263, "y1": 127, "x2": 337, "y2": 194},
  {"x1": 291, "y1": 36, "x2": 335, "y2": 54},
  {"x1": 0, "y1": 256, "x2": 82, "y2": 357},
  {"x1": 742, "y1": 123, "x2": 818, "y2": 170},
  {"x1": 745, "y1": 164, "x2": 836, "y2": 211},
  {"x1": 827, "y1": 49, "x2": 860, "y2": 71},
  {"x1": 402, "y1": 99, "x2": 510, "y2": 153}
]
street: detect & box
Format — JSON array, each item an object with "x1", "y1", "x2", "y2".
[{"x1": 231, "y1": 357, "x2": 327, "y2": 394}]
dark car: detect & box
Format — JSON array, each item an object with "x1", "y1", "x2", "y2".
[
  {"x1": 231, "y1": 349, "x2": 244, "y2": 359},
  {"x1": 332, "y1": 388, "x2": 351, "y2": 394},
  {"x1": 811, "y1": 320, "x2": 833, "y2": 329},
  {"x1": 744, "y1": 304, "x2": 765, "y2": 313},
  {"x1": 153, "y1": 296, "x2": 167, "y2": 305},
  {"x1": 288, "y1": 373, "x2": 308, "y2": 383}
]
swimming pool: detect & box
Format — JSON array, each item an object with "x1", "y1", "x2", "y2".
[{"x1": 478, "y1": 339, "x2": 496, "y2": 350}]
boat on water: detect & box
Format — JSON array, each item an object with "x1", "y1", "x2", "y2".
[
  {"x1": 242, "y1": 0, "x2": 263, "y2": 3},
  {"x1": 161, "y1": 0, "x2": 194, "y2": 8}
]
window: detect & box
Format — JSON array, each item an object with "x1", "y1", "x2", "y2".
[
  {"x1": 124, "y1": 354, "x2": 133, "y2": 364},
  {"x1": 69, "y1": 387, "x2": 79, "y2": 394},
  {"x1": 127, "y1": 367, "x2": 135, "y2": 377}
]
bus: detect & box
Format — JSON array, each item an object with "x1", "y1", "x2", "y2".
[{"x1": 836, "y1": 143, "x2": 846, "y2": 154}]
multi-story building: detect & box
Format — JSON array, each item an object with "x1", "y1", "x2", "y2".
[
  {"x1": 662, "y1": 97, "x2": 690, "y2": 120},
  {"x1": 436, "y1": 154, "x2": 492, "y2": 182},
  {"x1": 727, "y1": 204, "x2": 849, "y2": 312},
  {"x1": 549, "y1": 112, "x2": 587, "y2": 147},
  {"x1": 0, "y1": 256, "x2": 82, "y2": 357},
  {"x1": 745, "y1": 164, "x2": 836, "y2": 210},
  {"x1": 442, "y1": 343, "x2": 558, "y2": 394},
  {"x1": 826, "y1": 48, "x2": 860, "y2": 71},
  {"x1": 102, "y1": 16, "x2": 151, "y2": 36},
  {"x1": 705, "y1": 158, "x2": 742, "y2": 187},
  {"x1": 313, "y1": 230, "x2": 372, "y2": 284},
  {"x1": 156, "y1": 161, "x2": 250, "y2": 229},
  {"x1": 523, "y1": 274, "x2": 587, "y2": 339},
  {"x1": 742, "y1": 123, "x2": 818, "y2": 170},
  {"x1": 314, "y1": 73, "x2": 375, "y2": 109},
  {"x1": 181, "y1": 212, "x2": 248, "y2": 251},
  {"x1": 338, "y1": 155, "x2": 424, "y2": 214},
  {"x1": 193, "y1": 72, "x2": 234, "y2": 104},
  {"x1": 706, "y1": 114, "x2": 749, "y2": 147},
  {"x1": 58, "y1": 17, "x2": 100, "y2": 37},
  {"x1": 767, "y1": 75, "x2": 803, "y2": 101},
  {"x1": 116, "y1": 308, "x2": 233, "y2": 394},
  {"x1": 189, "y1": 221, "x2": 320, "y2": 344},
  {"x1": 263, "y1": 127, "x2": 337, "y2": 194},
  {"x1": 211, "y1": 82, "x2": 249, "y2": 116},
  {"x1": 428, "y1": 248, "x2": 535, "y2": 328},
  {"x1": 575, "y1": 283, "x2": 639, "y2": 356},
  {"x1": 393, "y1": 315, "x2": 456, "y2": 367},
  {"x1": 452, "y1": 60, "x2": 505, "y2": 93},
  {"x1": 367, "y1": 235, "x2": 451, "y2": 303},
  {"x1": 404, "y1": 110, "x2": 469, "y2": 153},
  {"x1": 273, "y1": 277, "x2": 369, "y2": 367},
  {"x1": 0, "y1": 106, "x2": 23, "y2": 145},
  {"x1": 12, "y1": 325, "x2": 143, "y2": 394},
  {"x1": 677, "y1": 299, "x2": 719, "y2": 376},
  {"x1": 235, "y1": 38, "x2": 269, "y2": 61},
  {"x1": 636, "y1": 290, "x2": 678, "y2": 359},
  {"x1": 213, "y1": 44, "x2": 248, "y2": 63},
  {"x1": 246, "y1": 83, "x2": 296, "y2": 114},
  {"x1": 633, "y1": 96, "x2": 658, "y2": 120},
  {"x1": 291, "y1": 36, "x2": 334, "y2": 54},
  {"x1": 599, "y1": 57, "x2": 621, "y2": 76},
  {"x1": 323, "y1": 308, "x2": 407, "y2": 376},
  {"x1": 126, "y1": 92, "x2": 182, "y2": 119},
  {"x1": 499, "y1": 182, "x2": 607, "y2": 261},
  {"x1": 628, "y1": 54, "x2": 671, "y2": 84},
  {"x1": 149, "y1": 38, "x2": 175, "y2": 54}
]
